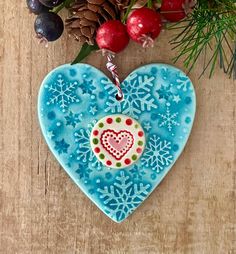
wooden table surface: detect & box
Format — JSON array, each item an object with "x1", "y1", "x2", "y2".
[{"x1": 0, "y1": 1, "x2": 235, "y2": 253}]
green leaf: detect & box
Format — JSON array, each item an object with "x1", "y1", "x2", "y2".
[
  {"x1": 71, "y1": 43, "x2": 99, "y2": 65},
  {"x1": 147, "y1": 0, "x2": 153, "y2": 8},
  {"x1": 122, "y1": 0, "x2": 137, "y2": 23},
  {"x1": 52, "y1": 0, "x2": 75, "y2": 13}
]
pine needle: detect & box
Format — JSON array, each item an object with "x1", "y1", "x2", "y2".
[{"x1": 169, "y1": 0, "x2": 236, "y2": 78}]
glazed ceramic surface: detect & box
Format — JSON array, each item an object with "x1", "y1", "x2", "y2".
[{"x1": 38, "y1": 63, "x2": 196, "y2": 222}]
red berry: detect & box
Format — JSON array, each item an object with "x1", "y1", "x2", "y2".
[
  {"x1": 160, "y1": 0, "x2": 186, "y2": 22},
  {"x1": 96, "y1": 20, "x2": 130, "y2": 53},
  {"x1": 126, "y1": 7, "x2": 162, "y2": 47}
]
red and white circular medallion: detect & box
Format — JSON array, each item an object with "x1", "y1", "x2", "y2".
[{"x1": 90, "y1": 114, "x2": 145, "y2": 169}]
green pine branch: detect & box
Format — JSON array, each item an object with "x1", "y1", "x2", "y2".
[{"x1": 168, "y1": 0, "x2": 236, "y2": 78}]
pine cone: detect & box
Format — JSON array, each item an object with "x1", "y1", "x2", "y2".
[{"x1": 66, "y1": 0, "x2": 127, "y2": 45}]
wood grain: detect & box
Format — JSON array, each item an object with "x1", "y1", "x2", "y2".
[{"x1": 0, "y1": 0, "x2": 235, "y2": 253}]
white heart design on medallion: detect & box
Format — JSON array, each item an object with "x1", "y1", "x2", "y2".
[
  {"x1": 101, "y1": 130, "x2": 134, "y2": 160},
  {"x1": 90, "y1": 114, "x2": 146, "y2": 169}
]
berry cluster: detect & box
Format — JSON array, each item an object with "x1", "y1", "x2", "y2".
[
  {"x1": 27, "y1": 0, "x2": 64, "y2": 42},
  {"x1": 27, "y1": 0, "x2": 190, "y2": 46},
  {"x1": 26, "y1": 0, "x2": 235, "y2": 78},
  {"x1": 96, "y1": 0, "x2": 190, "y2": 54},
  {"x1": 96, "y1": 8, "x2": 162, "y2": 53}
]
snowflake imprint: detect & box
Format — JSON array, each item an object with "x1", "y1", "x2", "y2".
[
  {"x1": 65, "y1": 111, "x2": 82, "y2": 128},
  {"x1": 80, "y1": 79, "x2": 96, "y2": 95},
  {"x1": 130, "y1": 165, "x2": 146, "y2": 180},
  {"x1": 45, "y1": 74, "x2": 80, "y2": 112},
  {"x1": 159, "y1": 104, "x2": 180, "y2": 132},
  {"x1": 156, "y1": 84, "x2": 173, "y2": 101},
  {"x1": 160, "y1": 67, "x2": 172, "y2": 80},
  {"x1": 54, "y1": 139, "x2": 70, "y2": 154},
  {"x1": 141, "y1": 135, "x2": 173, "y2": 173},
  {"x1": 176, "y1": 73, "x2": 191, "y2": 92},
  {"x1": 97, "y1": 171, "x2": 151, "y2": 222},
  {"x1": 103, "y1": 74, "x2": 157, "y2": 119},
  {"x1": 75, "y1": 163, "x2": 92, "y2": 181},
  {"x1": 173, "y1": 95, "x2": 181, "y2": 103},
  {"x1": 74, "y1": 123, "x2": 102, "y2": 170},
  {"x1": 47, "y1": 130, "x2": 55, "y2": 140},
  {"x1": 89, "y1": 104, "x2": 98, "y2": 115},
  {"x1": 143, "y1": 122, "x2": 152, "y2": 132},
  {"x1": 74, "y1": 129, "x2": 94, "y2": 162}
]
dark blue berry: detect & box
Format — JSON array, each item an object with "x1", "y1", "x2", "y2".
[
  {"x1": 26, "y1": 0, "x2": 51, "y2": 14},
  {"x1": 34, "y1": 12, "x2": 64, "y2": 41},
  {"x1": 39, "y1": 0, "x2": 65, "y2": 7}
]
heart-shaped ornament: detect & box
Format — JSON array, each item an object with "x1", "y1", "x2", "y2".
[{"x1": 38, "y1": 63, "x2": 196, "y2": 222}]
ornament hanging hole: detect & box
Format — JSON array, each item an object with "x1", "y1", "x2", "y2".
[{"x1": 116, "y1": 93, "x2": 124, "y2": 101}]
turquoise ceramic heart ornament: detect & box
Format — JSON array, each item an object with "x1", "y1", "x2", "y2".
[{"x1": 38, "y1": 63, "x2": 196, "y2": 222}]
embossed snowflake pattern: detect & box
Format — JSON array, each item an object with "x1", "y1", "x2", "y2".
[
  {"x1": 143, "y1": 121, "x2": 152, "y2": 132},
  {"x1": 97, "y1": 171, "x2": 151, "y2": 222},
  {"x1": 176, "y1": 73, "x2": 191, "y2": 92},
  {"x1": 159, "y1": 104, "x2": 180, "y2": 132},
  {"x1": 74, "y1": 122, "x2": 102, "y2": 170},
  {"x1": 130, "y1": 165, "x2": 146, "y2": 180},
  {"x1": 141, "y1": 135, "x2": 173, "y2": 173},
  {"x1": 89, "y1": 104, "x2": 98, "y2": 115},
  {"x1": 173, "y1": 95, "x2": 181, "y2": 103},
  {"x1": 160, "y1": 67, "x2": 172, "y2": 80},
  {"x1": 104, "y1": 74, "x2": 157, "y2": 119},
  {"x1": 45, "y1": 74, "x2": 80, "y2": 112},
  {"x1": 54, "y1": 139, "x2": 70, "y2": 154},
  {"x1": 156, "y1": 84, "x2": 173, "y2": 101},
  {"x1": 75, "y1": 163, "x2": 92, "y2": 180},
  {"x1": 74, "y1": 128, "x2": 94, "y2": 162},
  {"x1": 47, "y1": 130, "x2": 55, "y2": 140},
  {"x1": 80, "y1": 79, "x2": 96, "y2": 95},
  {"x1": 65, "y1": 111, "x2": 82, "y2": 128}
]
